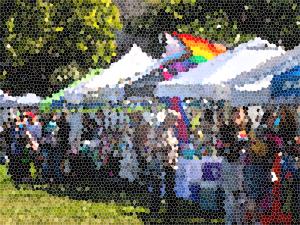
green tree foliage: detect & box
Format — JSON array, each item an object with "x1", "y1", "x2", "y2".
[
  {"x1": 175, "y1": 10, "x2": 254, "y2": 47},
  {"x1": 125, "y1": 0, "x2": 300, "y2": 51},
  {"x1": 0, "y1": 0, "x2": 122, "y2": 96}
]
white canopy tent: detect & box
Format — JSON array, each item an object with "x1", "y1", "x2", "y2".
[
  {"x1": 16, "y1": 93, "x2": 41, "y2": 105},
  {"x1": 229, "y1": 44, "x2": 300, "y2": 106},
  {"x1": 64, "y1": 44, "x2": 160, "y2": 103},
  {"x1": 0, "y1": 92, "x2": 41, "y2": 107},
  {"x1": 230, "y1": 44, "x2": 300, "y2": 87},
  {"x1": 0, "y1": 95, "x2": 17, "y2": 108},
  {"x1": 155, "y1": 38, "x2": 285, "y2": 102}
]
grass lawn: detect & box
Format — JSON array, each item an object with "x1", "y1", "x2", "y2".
[
  {"x1": 0, "y1": 164, "x2": 224, "y2": 224},
  {"x1": 0, "y1": 165, "x2": 144, "y2": 225}
]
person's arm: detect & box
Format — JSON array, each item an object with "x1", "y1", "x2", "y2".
[{"x1": 25, "y1": 128, "x2": 39, "y2": 152}]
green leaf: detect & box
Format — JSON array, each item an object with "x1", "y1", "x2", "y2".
[
  {"x1": 6, "y1": 17, "x2": 15, "y2": 32},
  {"x1": 54, "y1": 27, "x2": 64, "y2": 32},
  {"x1": 92, "y1": 54, "x2": 99, "y2": 63},
  {"x1": 76, "y1": 42, "x2": 88, "y2": 51}
]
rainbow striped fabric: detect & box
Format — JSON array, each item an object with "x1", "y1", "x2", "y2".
[{"x1": 173, "y1": 32, "x2": 226, "y2": 64}]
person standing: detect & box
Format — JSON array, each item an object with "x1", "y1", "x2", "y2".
[
  {"x1": 150, "y1": 110, "x2": 180, "y2": 216},
  {"x1": 244, "y1": 130, "x2": 272, "y2": 223},
  {"x1": 46, "y1": 113, "x2": 60, "y2": 186},
  {"x1": 220, "y1": 108, "x2": 246, "y2": 225},
  {"x1": 279, "y1": 106, "x2": 297, "y2": 148},
  {"x1": 76, "y1": 113, "x2": 98, "y2": 189},
  {"x1": 292, "y1": 156, "x2": 300, "y2": 222},
  {"x1": 219, "y1": 108, "x2": 239, "y2": 161},
  {"x1": 56, "y1": 112, "x2": 71, "y2": 182},
  {"x1": 26, "y1": 114, "x2": 42, "y2": 184},
  {"x1": 39, "y1": 114, "x2": 51, "y2": 184},
  {"x1": 129, "y1": 112, "x2": 151, "y2": 191},
  {"x1": 162, "y1": 111, "x2": 180, "y2": 205},
  {"x1": 9, "y1": 114, "x2": 31, "y2": 188},
  {"x1": 1, "y1": 120, "x2": 13, "y2": 164}
]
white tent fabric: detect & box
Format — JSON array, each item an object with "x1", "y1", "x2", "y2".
[
  {"x1": 230, "y1": 76, "x2": 273, "y2": 106},
  {"x1": 64, "y1": 44, "x2": 159, "y2": 103},
  {"x1": 0, "y1": 91, "x2": 16, "y2": 107},
  {"x1": 155, "y1": 38, "x2": 285, "y2": 100},
  {"x1": 230, "y1": 44, "x2": 300, "y2": 88},
  {"x1": 0, "y1": 98, "x2": 17, "y2": 108},
  {"x1": 234, "y1": 75, "x2": 274, "y2": 92},
  {"x1": 16, "y1": 93, "x2": 41, "y2": 105},
  {"x1": 2, "y1": 93, "x2": 17, "y2": 102},
  {"x1": 0, "y1": 93, "x2": 41, "y2": 107},
  {"x1": 230, "y1": 88, "x2": 272, "y2": 106},
  {"x1": 230, "y1": 44, "x2": 300, "y2": 106},
  {"x1": 156, "y1": 83, "x2": 232, "y2": 100}
]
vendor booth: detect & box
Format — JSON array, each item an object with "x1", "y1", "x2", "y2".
[
  {"x1": 34, "y1": 34, "x2": 300, "y2": 216},
  {"x1": 150, "y1": 38, "x2": 287, "y2": 211}
]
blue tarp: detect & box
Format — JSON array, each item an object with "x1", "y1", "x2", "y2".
[{"x1": 271, "y1": 65, "x2": 300, "y2": 97}]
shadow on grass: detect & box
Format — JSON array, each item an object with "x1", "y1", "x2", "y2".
[
  {"x1": 42, "y1": 176, "x2": 225, "y2": 224},
  {"x1": 1, "y1": 161, "x2": 225, "y2": 224}
]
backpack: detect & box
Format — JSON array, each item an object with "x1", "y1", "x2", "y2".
[{"x1": 249, "y1": 130, "x2": 268, "y2": 157}]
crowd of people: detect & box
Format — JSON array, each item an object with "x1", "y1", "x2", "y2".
[
  {"x1": 0, "y1": 105, "x2": 181, "y2": 213},
  {"x1": 1, "y1": 103, "x2": 300, "y2": 223},
  {"x1": 0, "y1": 107, "x2": 70, "y2": 188},
  {"x1": 211, "y1": 105, "x2": 300, "y2": 223}
]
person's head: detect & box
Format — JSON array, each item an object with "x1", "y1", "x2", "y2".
[
  {"x1": 51, "y1": 112, "x2": 57, "y2": 121},
  {"x1": 280, "y1": 106, "x2": 295, "y2": 124},
  {"x1": 43, "y1": 113, "x2": 50, "y2": 122},
  {"x1": 260, "y1": 108, "x2": 270, "y2": 124},
  {"x1": 27, "y1": 116, "x2": 34, "y2": 125},
  {"x1": 204, "y1": 108, "x2": 214, "y2": 123},
  {"x1": 217, "y1": 111, "x2": 224, "y2": 122},
  {"x1": 234, "y1": 107, "x2": 245, "y2": 126},
  {"x1": 266, "y1": 113, "x2": 276, "y2": 128},
  {"x1": 39, "y1": 117, "x2": 45, "y2": 126},
  {"x1": 19, "y1": 114, "x2": 26, "y2": 123},
  {"x1": 164, "y1": 109, "x2": 180, "y2": 127},
  {"x1": 60, "y1": 111, "x2": 70, "y2": 121},
  {"x1": 130, "y1": 111, "x2": 143, "y2": 124},
  {"x1": 97, "y1": 110, "x2": 105, "y2": 120},
  {"x1": 229, "y1": 107, "x2": 239, "y2": 125}
]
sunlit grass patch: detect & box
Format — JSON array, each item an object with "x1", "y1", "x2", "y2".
[{"x1": 0, "y1": 165, "x2": 143, "y2": 225}]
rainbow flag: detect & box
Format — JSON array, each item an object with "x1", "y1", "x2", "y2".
[
  {"x1": 163, "y1": 33, "x2": 226, "y2": 145},
  {"x1": 172, "y1": 32, "x2": 226, "y2": 64}
]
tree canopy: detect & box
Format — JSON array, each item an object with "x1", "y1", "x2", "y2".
[
  {"x1": 0, "y1": 0, "x2": 122, "y2": 96},
  {"x1": 1, "y1": 0, "x2": 300, "y2": 96},
  {"x1": 123, "y1": 0, "x2": 300, "y2": 55}
]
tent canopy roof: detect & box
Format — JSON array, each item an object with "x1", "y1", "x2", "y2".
[
  {"x1": 155, "y1": 38, "x2": 285, "y2": 99},
  {"x1": 232, "y1": 44, "x2": 300, "y2": 90},
  {"x1": 80, "y1": 44, "x2": 159, "y2": 91},
  {"x1": 158, "y1": 38, "x2": 285, "y2": 87}
]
